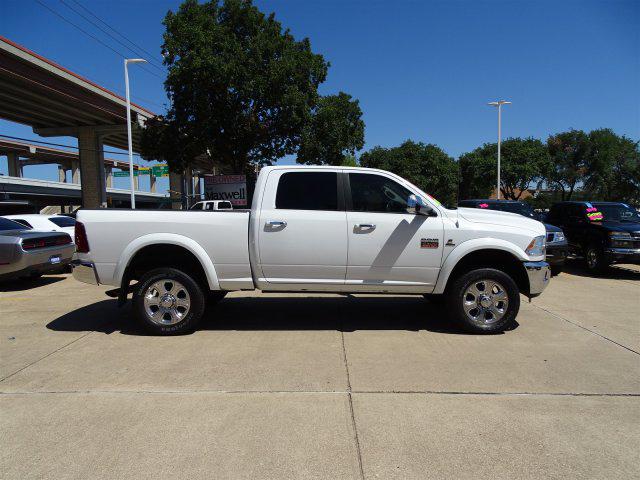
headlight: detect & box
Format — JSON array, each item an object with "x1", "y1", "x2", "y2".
[
  {"x1": 548, "y1": 231, "x2": 565, "y2": 243},
  {"x1": 526, "y1": 235, "x2": 546, "y2": 257},
  {"x1": 609, "y1": 231, "x2": 633, "y2": 248}
]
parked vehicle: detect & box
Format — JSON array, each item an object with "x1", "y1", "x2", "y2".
[
  {"x1": 3, "y1": 214, "x2": 76, "y2": 236},
  {"x1": 72, "y1": 166, "x2": 550, "y2": 335},
  {"x1": 189, "y1": 200, "x2": 233, "y2": 211},
  {"x1": 545, "y1": 201, "x2": 640, "y2": 273},
  {"x1": 458, "y1": 199, "x2": 568, "y2": 275},
  {"x1": 0, "y1": 217, "x2": 74, "y2": 281}
]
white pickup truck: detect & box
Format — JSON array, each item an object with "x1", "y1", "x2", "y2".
[{"x1": 72, "y1": 166, "x2": 550, "y2": 335}]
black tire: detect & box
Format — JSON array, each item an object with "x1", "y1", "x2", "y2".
[
  {"x1": 446, "y1": 268, "x2": 520, "y2": 334},
  {"x1": 132, "y1": 267, "x2": 205, "y2": 335},
  {"x1": 208, "y1": 290, "x2": 227, "y2": 305},
  {"x1": 550, "y1": 265, "x2": 563, "y2": 276},
  {"x1": 585, "y1": 244, "x2": 609, "y2": 274}
]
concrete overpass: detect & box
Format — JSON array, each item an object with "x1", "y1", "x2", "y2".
[{"x1": 0, "y1": 36, "x2": 157, "y2": 208}]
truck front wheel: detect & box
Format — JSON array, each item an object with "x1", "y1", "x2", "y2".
[
  {"x1": 447, "y1": 268, "x2": 520, "y2": 334},
  {"x1": 133, "y1": 267, "x2": 206, "y2": 335}
]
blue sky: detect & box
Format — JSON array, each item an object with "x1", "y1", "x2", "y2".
[{"x1": 1, "y1": 0, "x2": 638, "y2": 191}]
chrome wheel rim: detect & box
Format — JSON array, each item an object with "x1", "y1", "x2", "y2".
[
  {"x1": 463, "y1": 280, "x2": 509, "y2": 325},
  {"x1": 586, "y1": 249, "x2": 598, "y2": 269},
  {"x1": 143, "y1": 279, "x2": 191, "y2": 326}
]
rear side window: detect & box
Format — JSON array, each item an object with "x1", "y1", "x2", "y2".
[
  {"x1": 218, "y1": 201, "x2": 232, "y2": 209},
  {"x1": 0, "y1": 218, "x2": 30, "y2": 230},
  {"x1": 349, "y1": 173, "x2": 412, "y2": 213},
  {"x1": 204, "y1": 203, "x2": 214, "y2": 211},
  {"x1": 276, "y1": 172, "x2": 338, "y2": 211},
  {"x1": 49, "y1": 216, "x2": 76, "y2": 228},
  {"x1": 10, "y1": 219, "x2": 33, "y2": 229}
]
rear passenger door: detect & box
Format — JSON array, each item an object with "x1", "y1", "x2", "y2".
[{"x1": 257, "y1": 170, "x2": 348, "y2": 286}]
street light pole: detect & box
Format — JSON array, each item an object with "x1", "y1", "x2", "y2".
[
  {"x1": 487, "y1": 100, "x2": 511, "y2": 200},
  {"x1": 124, "y1": 58, "x2": 147, "y2": 209}
]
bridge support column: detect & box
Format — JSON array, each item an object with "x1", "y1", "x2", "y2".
[
  {"x1": 149, "y1": 172, "x2": 157, "y2": 193},
  {"x1": 58, "y1": 165, "x2": 67, "y2": 183},
  {"x1": 77, "y1": 127, "x2": 107, "y2": 208},
  {"x1": 7, "y1": 152, "x2": 20, "y2": 177},
  {"x1": 105, "y1": 165, "x2": 113, "y2": 188},
  {"x1": 71, "y1": 161, "x2": 80, "y2": 183}
]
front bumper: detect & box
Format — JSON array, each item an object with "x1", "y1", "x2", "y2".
[
  {"x1": 604, "y1": 248, "x2": 640, "y2": 265},
  {"x1": 523, "y1": 261, "x2": 550, "y2": 297},
  {"x1": 71, "y1": 259, "x2": 100, "y2": 285}
]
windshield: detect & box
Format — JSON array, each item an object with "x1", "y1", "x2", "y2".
[
  {"x1": 592, "y1": 203, "x2": 640, "y2": 222},
  {"x1": 0, "y1": 217, "x2": 30, "y2": 231},
  {"x1": 498, "y1": 202, "x2": 536, "y2": 218}
]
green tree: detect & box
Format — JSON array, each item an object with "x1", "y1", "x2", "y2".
[
  {"x1": 546, "y1": 129, "x2": 590, "y2": 200},
  {"x1": 458, "y1": 138, "x2": 550, "y2": 200},
  {"x1": 296, "y1": 92, "x2": 365, "y2": 165},
  {"x1": 141, "y1": 0, "x2": 328, "y2": 174},
  {"x1": 359, "y1": 141, "x2": 459, "y2": 207},
  {"x1": 584, "y1": 128, "x2": 640, "y2": 204}
]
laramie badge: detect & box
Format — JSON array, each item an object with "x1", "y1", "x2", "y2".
[{"x1": 420, "y1": 238, "x2": 439, "y2": 248}]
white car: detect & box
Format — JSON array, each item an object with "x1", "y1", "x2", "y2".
[
  {"x1": 3, "y1": 214, "x2": 76, "y2": 236},
  {"x1": 72, "y1": 166, "x2": 550, "y2": 335},
  {"x1": 189, "y1": 200, "x2": 233, "y2": 211}
]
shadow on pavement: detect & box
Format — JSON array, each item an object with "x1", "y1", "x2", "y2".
[
  {"x1": 562, "y1": 260, "x2": 640, "y2": 281},
  {"x1": 47, "y1": 295, "x2": 517, "y2": 336},
  {"x1": 0, "y1": 275, "x2": 66, "y2": 292}
]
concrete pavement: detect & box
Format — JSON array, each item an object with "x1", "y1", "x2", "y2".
[{"x1": 1, "y1": 263, "x2": 639, "y2": 479}]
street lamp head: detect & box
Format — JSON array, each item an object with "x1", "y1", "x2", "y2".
[
  {"x1": 125, "y1": 58, "x2": 147, "y2": 64},
  {"x1": 488, "y1": 100, "x2": 512, "y2": 107}
]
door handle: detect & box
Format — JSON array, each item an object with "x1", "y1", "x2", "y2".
[
  {"x1": 355, "y1": 223, "x2": 376, "y2": 230},
  {"x1": 266, "y1": 220, "x2": 287, "y2": 227}
]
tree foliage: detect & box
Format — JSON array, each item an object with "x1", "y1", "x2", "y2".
[
  {"x1": 546, "y1": 129, "x2": 590, "y2": 200},
  {"x1": 141, "y1": 0, "x2": 328, "y2": 173},
  {"x1": 583, "y1": 128, "x2": 640, "y2": 204},
  {"x1": 296, "y1": 92, "x2": 365, "y2": 165},
  {"x1": 459, "y1": 138, "x2": 550, "y2": 200},
  {"x1": 359, "y1": 141, "x2": 459, "y2": 207}
]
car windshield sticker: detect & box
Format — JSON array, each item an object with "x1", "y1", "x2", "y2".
[
  {"x1": 479, "y1": 203, "x2": 489, "y2": 208},
  {"x1": 421, "y1": 238, "x2": 439, "y2": 248},
  {"x1": 586, "y1": 206, "x2": 603, "y2": 221}
]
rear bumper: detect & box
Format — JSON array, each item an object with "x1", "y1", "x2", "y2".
[
  {"x1": 523, "y1": 261, "x2": 550, "y2": 297},
  {"x1": 71, "y1": 259, "x2": 100, "y2": 285},
  {"x1": 0, "y1": 244, "x2": 74, "y2": 280}
]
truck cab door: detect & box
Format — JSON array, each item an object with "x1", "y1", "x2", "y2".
[
  {"x1": 257, "y1": 170, "x2": 347, "y2": 288},
  {"x1": 344, "y1": 172, "x2": 444, "y2": 292}
]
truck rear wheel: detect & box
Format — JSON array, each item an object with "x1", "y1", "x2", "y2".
[
  {"x1": 133, "y1": 267, "x2": 205, "y2": 335},
  {"x1": 447, "y1": 268, "x2": 520, "y2": 334}
]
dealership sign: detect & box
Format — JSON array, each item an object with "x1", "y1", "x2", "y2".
[{"x1": 204, "y1": 175, "x2": 247, "y2": 206}]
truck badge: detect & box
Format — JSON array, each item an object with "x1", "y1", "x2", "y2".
[{"x1": 421, "y1": 238, "x2": 439, "y2": 249}]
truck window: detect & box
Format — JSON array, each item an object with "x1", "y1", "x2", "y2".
[
  {"x1": 49, "y1": 216, "x2": 76, "y2": 228},
  {"x1": 190, "y1": 202, "x2": 202, "y2": 210},
  {"x1": 205, "y1": 203, "x2": 214, "y2": 211},
  {"x1": 276, "y1": 172, "x2": 338, "y2": 211},
  {"x1": 348, "y1": 173, "x2": 412, "y2": 213}
]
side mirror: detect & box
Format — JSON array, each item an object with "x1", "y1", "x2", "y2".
[{"x1": 407, "y1": 195, "x2": 435, "y2": 216}]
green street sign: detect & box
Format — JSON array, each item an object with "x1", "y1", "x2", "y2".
[
  {"x1": 138, "y1": 167, "x2": 151, "y2": 175},
  {"x1": 113, "y1": 170, "x2": 138, "y2": 177},
  {"x1": 152, "y1": 165, "x2": 169, "y2": 177}
]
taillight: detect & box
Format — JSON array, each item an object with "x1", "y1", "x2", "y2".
[
  {"x1": 75, "y1": 221, "x2": 90, "y2": 253},
  {"x1": 22, "y1": 239, "x2": 45, "y2": 250}
]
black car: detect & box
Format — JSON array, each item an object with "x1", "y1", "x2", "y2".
[
  {"x1": 545, "y1": 201, "x2": 640, "y2": 272},
  {"x1": 458, "y1": 199, "x2": 568, "y2": 275}
]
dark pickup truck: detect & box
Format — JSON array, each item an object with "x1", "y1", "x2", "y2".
[
  {"x1": 458, "y1": 199, "x2": 568, "y2": 275},
  {"x1": 545, "y1": 201, "x2": 640, "y2": 273}
]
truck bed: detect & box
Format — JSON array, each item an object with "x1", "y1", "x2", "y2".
[{"x1": 76, "y1": 209, "x2": 252, "y2": 290}]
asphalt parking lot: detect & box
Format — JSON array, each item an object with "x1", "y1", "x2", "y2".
[{"x1": 1, "y1": 264, "x2": 639, "y2": 480}]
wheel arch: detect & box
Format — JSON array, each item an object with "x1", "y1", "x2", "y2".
[
  {"x1": 115, "y1": 234, "x2": 219, "y2": 291},
  {"x1": 434, "y1": 241, "x2": 530, "y2": 296}
]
